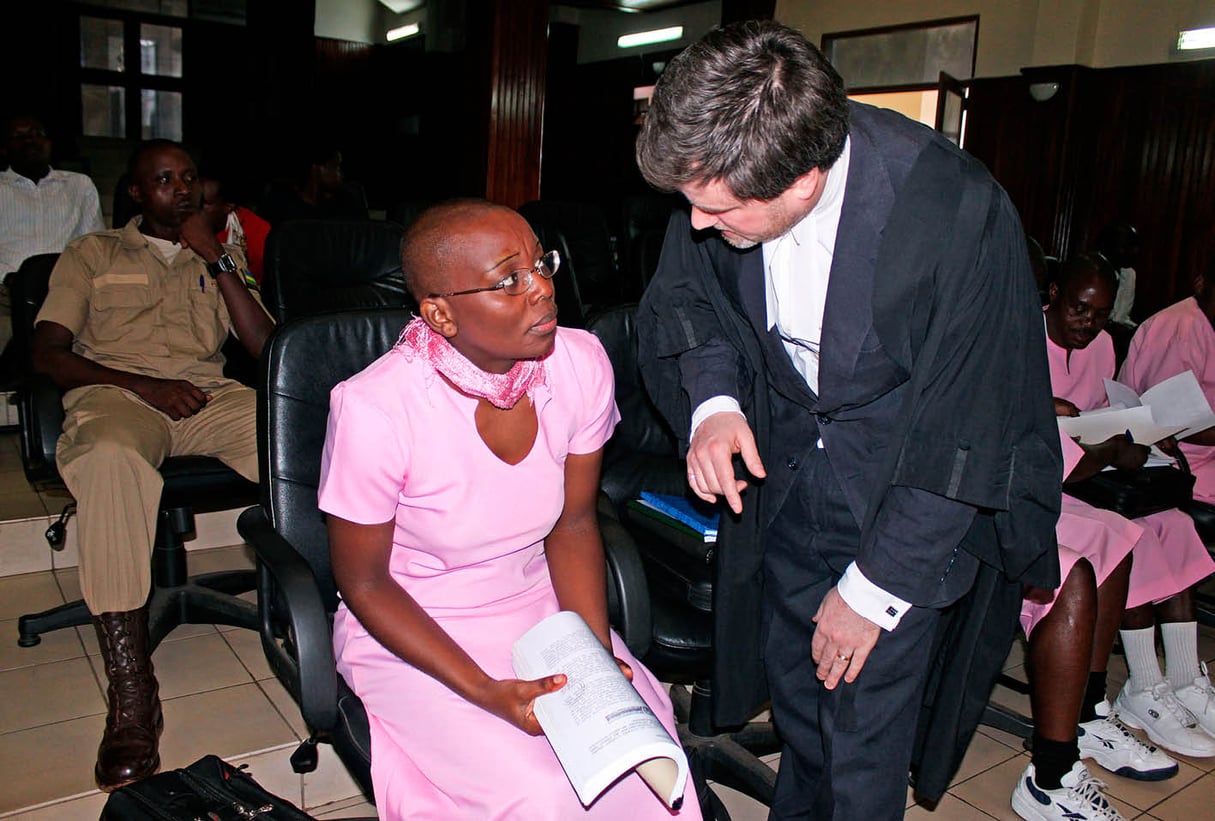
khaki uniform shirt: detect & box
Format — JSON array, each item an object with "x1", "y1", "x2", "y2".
[{"x1": 36, "y1": 219, "x2": 267, "y2": 389}]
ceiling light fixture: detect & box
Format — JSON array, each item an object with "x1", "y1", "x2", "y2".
[
  {"x1": 1177, "y1": 26, "x2": 1215, "y2": 50},
  {"x1": 618, "y1": 26, "x2": 684, "y2": 49},
  {"x1": 387, "y1": 23, "x2": 421, "y2": 42}
]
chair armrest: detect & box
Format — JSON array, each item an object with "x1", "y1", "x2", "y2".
[
  {"x1": 237, "y1": 505, "x2": 339, "y2": 732},
  {"x1": 599, "y1": 494, "x2": 652, "y2": 658},
  {"x1": 18, "y1": 373, "x2": 65, "y2": 487}
]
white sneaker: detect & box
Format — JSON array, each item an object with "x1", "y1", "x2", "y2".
[
  {"x1": 1172, "y1": 661, "x2": 1215, "y2": 738},
  {"x1": 1114, "y1": 681, "x2": 1215, "y2": 757},
  {"x1": 1077, "y1": 700, "x2": 1178, "y2": 781},
  {"x1": 1011, "y1": 761, "x2": 1126, "y2": 821}
]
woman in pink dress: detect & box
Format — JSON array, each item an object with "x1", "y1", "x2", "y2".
[{"x1": 316, "y1": 200, "x2": 700, "y2": 820}]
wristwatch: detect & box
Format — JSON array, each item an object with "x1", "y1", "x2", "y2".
[{"x1": 205, "y1": 253, "x2": 238, "y2": 279}]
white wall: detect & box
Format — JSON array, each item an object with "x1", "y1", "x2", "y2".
[
  {"x1": 315, "y1": 0, "x2": 382, "y2": 44},
  {"x1": 1089, "y1": 0, "x2": 1215, "y2": 68},
  {"x1": 776, "y1": 0, "x2": 1215, "y2": 78}
]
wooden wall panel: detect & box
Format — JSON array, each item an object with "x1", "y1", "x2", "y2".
[
  {"x1": 483, "y1": 0, "x2": 550, "y2": 207},
  {"x1": 964, "y1": 60, "x2": 1215, "y2": 321}
]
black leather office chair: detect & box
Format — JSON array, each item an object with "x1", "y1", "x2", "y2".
[
  {"x1": 589, "y1": 305, "x2": 1036, "y2": 811},
  {"x1": 620, "y1": 194, "x2": 683, "y2": 297},
  {"x1": 262, "y1": 220, "x2": 412, "y2": 325},
  {"x1": 10, "y1": 254, "x2": 260, "y2": 649},
  {"x1": 236, "y1": 309, "x2": 414, "y2": 797},
  {"x1": 518, "y1": 201, "x2": 624, "y2": 329},
  {"x1": 236, "y1": 307, "x2": 718, "y2": 807},
  {"x1": 587, "y1": 305, "x2": 780, "y2": 819},
  {"x1": 386, "y1": 199, "x2": 432, "y2": 231}
]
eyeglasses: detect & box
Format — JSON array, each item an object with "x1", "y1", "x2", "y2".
[{"x1": 428, "y1": 250, "x2": 561, "y2": 299}]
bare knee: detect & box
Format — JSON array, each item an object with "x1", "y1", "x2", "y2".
[{"x1": 1037, "y1": 558, "x2": 1097, "y2": 637}]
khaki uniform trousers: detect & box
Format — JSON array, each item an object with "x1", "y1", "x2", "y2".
[{"x1": 56, "y1": 380, "x2": 258, "y2": 614}]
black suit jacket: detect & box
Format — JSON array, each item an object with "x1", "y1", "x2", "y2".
[{"x1": 638, "y1": 103, "x2": 1061, "y2": 730}]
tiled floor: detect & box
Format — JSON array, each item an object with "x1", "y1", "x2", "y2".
[
  {"x1": 1, "y1": 445, "x2": 1214, "y2": 818},
  {"x1": 0, "y1": 545, "x2": 376, "y2": 820}
]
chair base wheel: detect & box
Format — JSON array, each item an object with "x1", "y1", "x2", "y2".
[{"x1": 290, "y1": 739, "x2": 319, "y2": 774}]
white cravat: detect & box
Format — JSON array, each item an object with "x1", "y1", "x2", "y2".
[{"x1": 762, "y1": 137, "x2": 850, "y2": 395}]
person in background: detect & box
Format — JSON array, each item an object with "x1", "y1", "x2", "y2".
[
  {"x1": 30, "y1": 139, "x2": 274, "y2": 791},
  {"x1": 0, "y1": 114, "x2": 105, "y2": 384},
  {"x1": 1011, "y1": 422, "x2": 1177, "y2": 821},
  {"x1": 258, "y1": 139, "x2": 367, "y2": 224},
  {"x1": 1119, "y1": 259, "x2": 1215, "y2": 508},
  {"x1": 201, "y1": 175, "x2": 271, "y2": 284},
  {"x1": 0, "y1": 113, "x2": 104, "y2": 276},
  {"x1": 1044, "y1": 254, "x2": 1215, "y2": 758},
  {"x1": 1028, "y1": 235, "x2": 1052, "y2": 306},
  {"x1": 1099, "y1": 223, "x2": 1140, "y2": 329}
]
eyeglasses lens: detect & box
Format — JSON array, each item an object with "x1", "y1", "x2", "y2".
[{"x1": 502, "y1": 251, "x2": 560, "y2": 296}]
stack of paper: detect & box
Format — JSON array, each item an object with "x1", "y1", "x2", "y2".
[{"x1": 1057, "y1": 370, "x2": 1215, "y2": 448}]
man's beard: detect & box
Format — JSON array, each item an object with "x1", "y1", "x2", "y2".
[
  {"x1": 721, "y1": 231, "x2": 758, "y2": 250},
  {"x1": 718, "y1": 201, "x2": 803, "y2": 250}
]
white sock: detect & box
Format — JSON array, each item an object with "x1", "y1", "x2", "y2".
[
  {"x1": 1121, "y1": 626, "x2": 1164, "y2": 692},
  {"x1": 1161, "y1": 621, "x2": 1202, "y2": 690}
]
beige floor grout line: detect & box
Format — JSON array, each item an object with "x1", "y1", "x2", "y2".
[{"x1": 0, "y1": 788, "x2": 102, "y2": 819}]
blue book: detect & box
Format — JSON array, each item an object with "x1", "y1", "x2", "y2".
[{"x1": 637, "y1": 492, "x2": 719, "y2": 539}]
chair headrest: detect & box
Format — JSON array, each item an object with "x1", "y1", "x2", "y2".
[
  {"x1": 585, "y1": 305, "x2": 678, "y2": 460},
  {"x1": 264, "y1": 220, "x2": 412, "y2": 323},
  {"x1": 260, "y1": 308, "x2": 416, "y2": 610}
]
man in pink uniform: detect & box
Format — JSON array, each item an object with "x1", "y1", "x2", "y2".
[
  {"x1": 1010, "y1": 423, "x2": 1174, "y2": 821},
  {"x1": 1119, "y1": 265, "x2": 1215, "y2": 504},
  {"x1": 1045, "y1": 254, "x2": 1215, "y2": 758}
]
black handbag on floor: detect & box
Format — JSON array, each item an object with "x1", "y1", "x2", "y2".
[
  {"x1": 101, "y1": 755, "x2": 316, "y2": 820},
  {"x1": 1063, "y1": 453, "x2": 1195, "y2": 519}
]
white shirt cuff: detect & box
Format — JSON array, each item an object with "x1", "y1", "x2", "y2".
[
  {"x1": 836, "y1": 562, "x2": 912, "y2": 631},
  {"x1": 690, "y1": 396, "x2": 745, "y2": 440}
]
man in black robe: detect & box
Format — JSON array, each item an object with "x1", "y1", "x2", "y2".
[{"x1": 634, "y1": 21, "x2": 1061, "y2": 818}]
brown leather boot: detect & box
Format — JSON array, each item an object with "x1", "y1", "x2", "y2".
[{"x1": 93, "y1": 609, "x2": 163, "y2": 791}]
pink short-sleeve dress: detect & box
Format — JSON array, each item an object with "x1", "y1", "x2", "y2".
[
  {"x1": 1119, "y1": 296, "x2": 1215, "y2": 505},
  {"x1": 1044, "y1": 328, "x2": 1214, "y2": 616},
  {"x1": 318, "y1": 327, "x2": 699, "y2": 820}
]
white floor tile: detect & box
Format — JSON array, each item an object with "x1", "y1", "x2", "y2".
[{"x1": 303, "y1": 741, "x2": 369, "y2": 810}]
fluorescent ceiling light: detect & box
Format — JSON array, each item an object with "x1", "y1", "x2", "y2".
[
  {"x1": 618, "y1": 27, "x2": 683, "y2": 49},
  {"x1": 1177, "y1": 26, "x2": 1215, "y2": 50},
  {"x1": 387, "y1": 23, "x2": 421, "y2": 42}
]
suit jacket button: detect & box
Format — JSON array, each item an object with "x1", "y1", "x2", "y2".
[
  {"x1": 786, "y1": 456, "x2": 799, "y2": 470},
  {"x1": 817, "y1": 414, "x2": 832, "y2": 425}
]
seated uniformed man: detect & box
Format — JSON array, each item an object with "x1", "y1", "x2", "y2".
[{"x1": 30, "y1": 139, "x2": 275, "y2": 791}]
